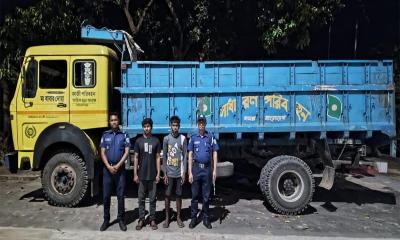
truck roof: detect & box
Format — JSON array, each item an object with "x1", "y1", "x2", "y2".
[{"x1": 25, "y1": 45, "x2": 118, "y2": 60}]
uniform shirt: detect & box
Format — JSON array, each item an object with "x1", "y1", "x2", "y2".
[
  {"x1": 162, "y1": 133, "x2": 187, "y2": 178},
  {"x1": 134, "y1": 136, "x2": 161, "y2": 181},
  {"x1": 188, "y1": 131, "x2": 219, "y2": 163},
  {"x1": 100, "y1": 129, "x2": 130, "y2": 164}
]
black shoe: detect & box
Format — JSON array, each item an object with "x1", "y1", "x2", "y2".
[
  {"x1": 100, "y1": 220, "x2": 109, "y2": 231},
  {"x1": 189, "y1": 218, "x2": 197, "y2": 229},
  {"x1": 119, "y1": 220, "x2": 127, "y2": 231},
  {"x1": 203, "y1": 220, "x2": 212, "y2": 229}
]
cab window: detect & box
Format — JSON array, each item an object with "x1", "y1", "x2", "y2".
[
  {"x1": 39, "y1": 60, "x2": 67, "y2": 89},
  {"x1": 74, "y1": 60, "x2": 96, "y2": 88},
  {"x1": 23, "y1": 59, "x2": 38, "y2": 98}
]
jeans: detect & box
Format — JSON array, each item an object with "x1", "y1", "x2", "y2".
[{"x1": 138, "y1": 180, "x2": 157, "y2": 221}]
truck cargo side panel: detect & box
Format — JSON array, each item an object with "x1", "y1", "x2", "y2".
[{"x1": 120, "y1": 61, "x2": 395, "y2": 138}]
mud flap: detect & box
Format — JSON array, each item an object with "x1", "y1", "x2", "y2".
[
  {"x1": 319, "y1": 166, "x2": 335, "y2": 190},
  {"x1": 317, "y1": 139, "x2": 335, "y2": 190},
  {"x1": 390, "y1": 139, "x2": 397, "y2": 158}
]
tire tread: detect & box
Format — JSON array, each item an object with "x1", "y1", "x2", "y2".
[
  {"x1": 259, "y1": 155, "x2": 315, "y2": 215},
  {"x1": 41, "y1": 150, "x2": 89, "y2": 207}
]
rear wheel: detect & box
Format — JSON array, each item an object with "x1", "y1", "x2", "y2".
[
  {"x1": 259, "y1": 155, "x2": 314, "y2": 215},
  {"x1": 42, "y1": 151, "x2": 89, "y2": 207}
]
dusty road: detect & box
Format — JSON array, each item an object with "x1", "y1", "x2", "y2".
[{"x1": 0, "y1": 167, "x2": 399, "y2": 239}]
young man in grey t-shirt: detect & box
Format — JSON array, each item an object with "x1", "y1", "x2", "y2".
[{"x1": 162, "y1": 116, "x2": 187, "y2": 228}]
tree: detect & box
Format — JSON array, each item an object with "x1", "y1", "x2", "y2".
[
  {"x1": 256, "y1": 0, "x2": 344, "y2": 54},
  {"x1": 116, "y1": 0, "x2": 344, "y2": 60},
  {"x1": 0, "y1": 0, "x2": 104, "y2": 136},
  {"x1": 0, "y1": 0, "x2": 104, "y2": 87},
  {"x1": 115, "y1": 0, "x2": 235, "y2": 60},
  {"x1": 117, "y1": 0, "x2": 155, "y2": 36}
]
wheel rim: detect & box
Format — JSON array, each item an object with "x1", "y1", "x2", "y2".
[
  {"x1": 276, "y1": 170, "x2": 304, "y2": 203},
  {"x1": 50, "y1": 163, "x2": 77, "y2": 195}
]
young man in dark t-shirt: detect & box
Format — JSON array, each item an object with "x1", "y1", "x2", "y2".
[{"x1": 133, "y1": 118, "x2": 161, "y2": 230}]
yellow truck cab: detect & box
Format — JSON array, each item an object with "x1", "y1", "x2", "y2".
[{"x1": 9, "y1": 45, "x2": 118, "y2": 206}]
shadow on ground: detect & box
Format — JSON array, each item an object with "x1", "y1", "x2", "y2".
[{"x1": 18, "y1": 170, "x2": 397, "y2": 217}]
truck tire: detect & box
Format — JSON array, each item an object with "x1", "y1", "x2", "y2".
[
  {"x1": 259, "y1": 155, "x2": 314, "y2": 215},
  {"x1": 216, "y1": 161, "x2": 234, "y2": 178},
  {"x1": 41, "y1": 151, "x2": 89, "y2": 207}
]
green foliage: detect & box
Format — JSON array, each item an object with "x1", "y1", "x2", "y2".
[
  {"x1": 116, "y1": 0, "x2": 344, "y2": 59},
  {"x1": 0, "y1": 0, "x2": 346, "y2": 68},
  {"x1": 0, "y1": 0, "x2": 104, "y2": 86},
  {"x1": 257, "y1": 0, "x2": 344, "y2": 53},
  {"x1": 122, "y1": 0, "x2": 235, "y2": 60}
]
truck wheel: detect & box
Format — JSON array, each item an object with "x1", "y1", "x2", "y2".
[
  {"x1": 259, "y1": 155, "x2": 314, "y2": 215},
  {"x1": 216, "y1": 161, "x2": 234, "y2": 178},
  {"x1": 42, "y1": 151, "x2": 89, "y2": 207}
]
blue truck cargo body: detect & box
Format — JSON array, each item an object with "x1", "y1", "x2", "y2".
[
  {"x1": 78, "y1": 25, "x2": 398, "y2": 214},
  {"x1": 119, "y1": 60, "x2": 395, "y2": 139}
]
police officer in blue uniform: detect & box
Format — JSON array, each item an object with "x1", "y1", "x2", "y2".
[
  {"x1": 99, "y1": 112, "x2": 130, "y2": 232},
  {"x1": 188, "y1": 114, "x2": 219, "y2": 229}
]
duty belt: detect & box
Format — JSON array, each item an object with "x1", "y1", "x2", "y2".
[{"x1": 193, "y1": 161, "x2": 210, "y2": 169}]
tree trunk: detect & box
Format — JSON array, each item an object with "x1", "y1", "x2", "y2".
[
  {"x1": 0, "y1": 79, "x2": 12, "y2": 151},
  {"x1": 0, "y1": 80, "x2": 3, "y2": 134},
  {"x1": 122, "y1": 0, "x2": 155, "y2": 36}
]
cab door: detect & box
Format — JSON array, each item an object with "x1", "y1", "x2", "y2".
[
  {"x1": 70, "y1": 56, "x2": 108, "y2": 129},
  {"x1": 17, "y1": 56, "x2": 70, "y2": 151}
]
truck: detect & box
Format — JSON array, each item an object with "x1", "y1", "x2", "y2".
[{"x1": 5, "y1": 25, "x2": 396, "y2": 214}]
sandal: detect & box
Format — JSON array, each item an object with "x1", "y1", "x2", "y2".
[
  {"x1": 150, "y1": 220, "x2": 158, "y2": 230},
  {"x1": 177, "y1": 218, "x2": 185, "y2": 228},
  {"x1": 135, "y1": 220, "x2": 144, "y2": 230}
]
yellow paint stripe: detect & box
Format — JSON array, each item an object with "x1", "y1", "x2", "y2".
[
  {"x1": 17, "y1": 111, "x2": 68, "y2": 115},
  {"x1": 71, "y1": 110, "x2": 107, "y2": 114},
  {"x1": 17, "y1": 110, "x2": 107, "y2": 115}
]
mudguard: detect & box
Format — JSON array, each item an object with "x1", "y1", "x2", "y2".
[{"x1": 33, "y1": 123, "x2": 96, "y2": 179}]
